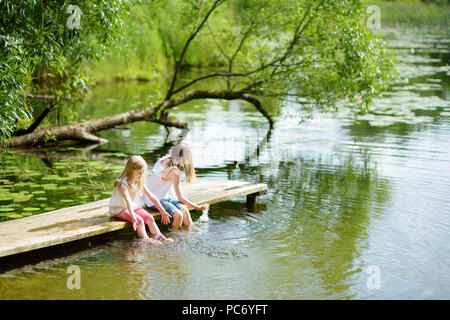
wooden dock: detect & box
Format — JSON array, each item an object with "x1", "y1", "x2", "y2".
[{"x1": 0, "y1": 178, "x2": 267, "y2": 258}]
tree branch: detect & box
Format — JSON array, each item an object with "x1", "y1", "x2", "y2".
[
  {"x1": 170, "y1": 71, "x2": 253, "y2": 96},
  {"x1": 7, "y1": 89, "x2": 274, "y2": 147},
  {"x1": 206, "y1": 21, "x2": 230, "y2": 61},
  {"x1": 13, "y1": 102, "x2": 54, "y2": 136},
  {"x1": 269, "y1": 1, "x2": 323, "y2": 78},
  {"x1": 165, "y1": 0, "x2": 226, "y2": 100}
]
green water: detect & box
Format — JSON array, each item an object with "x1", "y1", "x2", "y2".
[{"x1": 0, "y1": 26, "x2": 449, "y2": 299}]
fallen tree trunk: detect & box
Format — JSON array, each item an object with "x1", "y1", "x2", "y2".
[{"x1": 7, "y1": 89, "x2": 274, "y2": 147}]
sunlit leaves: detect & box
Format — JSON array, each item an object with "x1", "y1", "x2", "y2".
[
  {"x1": 180, "y1": 0, "x2": 398, "y2": 112},
  {"x1": 0, "y1": 0, "x2": 135, "y2": 142}
]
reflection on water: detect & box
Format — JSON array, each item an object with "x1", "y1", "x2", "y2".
[{"x1": 0, "y1": 26, "x2": 449, "y2": 299}]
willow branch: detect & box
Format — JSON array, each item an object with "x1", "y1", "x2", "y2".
[{"x1": 165, "y1": 0, "x2": 226, "y2": 100}]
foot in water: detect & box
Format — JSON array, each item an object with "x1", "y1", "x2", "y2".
[
  {"x1": 154, "y1": 234, "x2": 174, "y2": 243},
  {"x1": 143, "y1": 237, "x2": 163, "y2": 245}
]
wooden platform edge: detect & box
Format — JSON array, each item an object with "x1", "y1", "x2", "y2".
[
  {"x1": 0, "y1": 182, "x2": 267, "y2": 259},
  {"x1": 0, "y1": 221, "x2": 127, "y2": 259}
]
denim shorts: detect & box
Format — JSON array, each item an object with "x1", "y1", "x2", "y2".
[{"x1": 145, "y1": 195, "x2": 184, "y2": 216}]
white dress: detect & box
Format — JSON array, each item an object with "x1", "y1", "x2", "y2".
[
  {"x1": 109, "y1": 176, "x2": 142, "y2": 216},
  {"x1": 143, "y1": 155, "x2": 181, "y2": 207}
]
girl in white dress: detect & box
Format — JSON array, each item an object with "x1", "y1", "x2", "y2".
[{"x1": 143, "y1": 142, "x2": 209, "y2": 228}]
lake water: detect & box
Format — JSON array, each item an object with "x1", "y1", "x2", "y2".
[{"x1": 0, "y1": 26, "x2": 449, "y2": 299}]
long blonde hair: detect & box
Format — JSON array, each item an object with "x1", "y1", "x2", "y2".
[
  {"x1": 162, "y1": 141, "x2": 195, "y2": 183},
  {"x1": 116, "y1": 155, "x2": 148, "y2": 193}
]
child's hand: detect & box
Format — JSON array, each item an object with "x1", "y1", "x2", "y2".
[
  {"x1": 199, "y1": 203, "x2": 209, "y2": 211},
  {"x1": 160, "y1": 211, "x2": 171, "y2": 225}
]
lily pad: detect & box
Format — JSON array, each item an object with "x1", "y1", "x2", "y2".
[
  {"x1": 28, "y1": 183, "x2": 41, "y2": 188},
  {"x1": 60, "y1": 199, "x2": 74, "y2": 203},
  {"x1": 12, "y1": 193, "x2": 33, "y2": 203},
  {"x1": 42, "y1": 174, "x2": 69, "y2": 182},
  {"x1": 32, "y1": 190, "x2": 46, "y2": 195},
  {"x1": 67, "y1": 172, "x2": 84, "y2": 179},
  {"x1": 6, "y1": 213, "x2": 23, "y2": 219},
  {"x1": 21, "y1": 212, "x2": 35, "y2": 217},
  {"x1": 15, "y1": 182, "x2": 30, "y2": 187},
  {"x1": 25, "y1": 172, "x2": 42, "y2": 178},
  {"x1": 42, "y1": 183, "x2": 58, "y2": 190},
  {"x1": 36, "y1": 197, "x2": 48, "y2": 201},
  {"x1": 3, "y1": 168, "x2": 20, "y2": 174},
  {"x1": 0, "y1": 207, "x2": 14, "y2": 212},
  {"x1": 22, "y1": 207, "x2": 41, "y2": 212}
]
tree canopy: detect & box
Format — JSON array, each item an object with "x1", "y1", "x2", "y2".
[
  {"x1": 1, "y1": 0, "x2": 398, "y2": 147},
  {"x1": 0, "y1": 0, "x2": 133, "y2": 145}
]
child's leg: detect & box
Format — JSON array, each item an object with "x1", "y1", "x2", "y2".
[
  {"x1": 136, "y1": 221, "x2": 149, "y2": 239},
  {"x1": 157, "y1": 197, "x2": 182, "y2": 229},
  {"x1": 135, "y1": 208, "x2": 161, "y2": 237},
  {"x1": 167, "y1": 196, "x2": 192, "y2": 227},
  {"x1": 179, "y1": 206, "x2": 193, "y2": 226},
  {"x1": 163, "y1": 196, "x2": 186, "y2": 228},
  {"x1": 115, "y1": 209, "x2": 150, "y2": 240},
  {"x1": 135, "y1": 208, "x2": 174, "y2": 242},
  {"x1": 172, "y1": 210, "x2": 183, "y2": 228}
]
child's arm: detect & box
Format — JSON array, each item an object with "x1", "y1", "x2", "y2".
[
  {"x1": 143, "y1": 185, "x2": 171, "y2": 225},
  {"x1": 172, "y1": 170, "x2": 209, "y2": 211},
  {"x1": 117, "y1": 181, "x2": 138, "y2": 231}
]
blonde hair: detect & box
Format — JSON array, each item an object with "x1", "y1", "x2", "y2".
[
  {"x1": 162, "y1": 141, "x2": 196, "y2": 183},
  {"x1": 116, "y1": 155, "x2": 148, "y2": 193}
]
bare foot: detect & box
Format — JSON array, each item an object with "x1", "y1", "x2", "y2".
[
  {"x1": 155, "y1": 234, "x2": 174, "y2": 243},
  {"x1": 164, "y1": 237, "x2": 174, "y2": 243},
  {"x1": 144, "y1": 237, "x2": 163, "y2": 245}
]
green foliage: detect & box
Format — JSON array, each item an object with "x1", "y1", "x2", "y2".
[
  {"x1": 191, "y1": 0, "x2": 399, "y2": 110},
  {"x1": 1, "y1": 0, "x2": 401, "y2": 145},
  {"x1": 87, "y1": 0, "x2": 228, "y2": 82},
  {"x1": 0, "y1": 0, "x2": 134, "y2": 142},
  {"x1": 112, "y1": 0, "x2": 397, "y2": 113},
  {"x1": 0, "y1": 35, "x2": 32, "y2": 145}
]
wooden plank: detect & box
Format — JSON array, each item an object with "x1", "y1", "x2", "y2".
[{"x1": 0, "y1": 178, "x2": 266, "y2": 258}]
